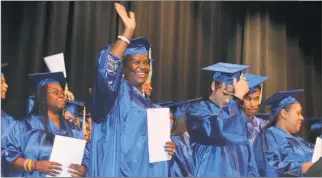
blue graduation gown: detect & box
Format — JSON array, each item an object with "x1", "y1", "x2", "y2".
[
  {"x1": 1, "y1": 115, "x2": 89, "y2": 177},
  {"x1": 170, "y1": 134, "x2": 193, "y2": 177},
  {"x1": 1, "y1": 110, "x2": 15, "y2": 177},
  {"x1": 185, "y1": 100, "x2": 259, "y2": 176},
  {"x1": 1, "y1": 110, "x2": 15, "y2": 135},
  {"x1": 253, "y1": 126, "x2": 314, "y2": 177},
  {"x1": 247, "y1": 115, "x2": 268, "y2": 145},
  {"x1": 88, "y1": 51, "x2": 169, "y2": 176}
]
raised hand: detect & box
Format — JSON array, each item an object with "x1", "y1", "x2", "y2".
[
  {"x1": 114, "y1": 2, "x2": 136, "y2": 38},
  {"x1": 233, "y1": 76, "x2": 249, "y2": 100}
]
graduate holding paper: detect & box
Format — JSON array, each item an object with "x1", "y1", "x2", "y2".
[
  {"x1": 253, "y1": 89, "x2": 314, "y2": 177},
  {"x1": 185, "y1": 62, "x2": 259, "y2": 176},
  {"x1": 1, "y1": 72, "x2": 89, "y2": 177},
  {"x1": 88, "y1": 2, "x2": 175, "y2": 176},
  {"x1": 242, "y1": 73, "x2": 269, "y2": 145}
]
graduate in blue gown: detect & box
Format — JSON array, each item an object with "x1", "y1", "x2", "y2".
[
  {"x1": 1, "y1": 63, "x2": 16, "y2": 177},
  {"x1": 1, "y1": 63, "x2": 15, "y2": 135},
  {"x1": 253, "y1": 89, "x2": 315, "y2": 177},
  {"x1": 185, "y1": 62, "x2": 259, "y2": 177},
  {"x1": 167, "y1": 98, "x2": 202, "y2": 177},
  {"x1": 242, "y1": 73, "x2": 269, "y2": 145},
  {"x1": 88, "y1": 3, "x2": 175, "y2": 177},
  {"x1": 1, "y1": 72, "x2": 89, "y2": 177}
]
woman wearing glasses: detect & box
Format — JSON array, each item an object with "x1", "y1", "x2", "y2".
[{"x1": 1, "y1": 72, "x2": 89, "y2": 177}]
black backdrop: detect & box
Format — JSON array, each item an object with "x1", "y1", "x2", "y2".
[{"x1": 1, "y1": 2, "x2": 321, "y2": 141}]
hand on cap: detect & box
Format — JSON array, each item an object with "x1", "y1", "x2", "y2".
[
  {"x1": 233, "y1": 76, "x2": 249, "y2": 100},
  {"x1": 114, "y1": 2, "x2": 136, "y2": 39}
]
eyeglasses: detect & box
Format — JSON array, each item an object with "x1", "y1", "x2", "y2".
[{"x1": 47, "y1": 90, "x2": 65, "y2": 96}]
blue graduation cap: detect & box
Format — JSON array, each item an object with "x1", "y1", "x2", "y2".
[
  {"x1": 255, "y1": 113, "x2": 271, "y2": 120},
  {"x1": 202, "y1": 62, "x2": 250, "y2": 85},
  {"x1": 1, "y1": 63, "x2": 8, "y2": 76},
  {"x1": 260, "y1": 89, "x2": 304, "y2": 118},
  {"x1": 66, "y1": 100, "x2": 91, "y2": 127},
  {"x1": 244, "y1": 73, "x2": 268, "y2": 94},
  {"x1": 157, "y1": 101, "x2": 174, "y2": 107},
  {"x1": 166, "y1": 97, "x2": 203, "y2": 120},
  {"x1": 66, "y1": 100, "x2": 86, "y2": 116},
  {"x1": 124, "y1": 37, "x2": 152, "y2": 60},
  {"x1": 106, "y1": 37, "x2": 152, "y2": 61},
  {"x1": 28, "y1": 72, "x2": 66, "y2": 91}
]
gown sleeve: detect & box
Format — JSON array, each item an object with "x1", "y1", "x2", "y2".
[{"x1": 90, "y1": 48, "x2": 124, "y2": 123}]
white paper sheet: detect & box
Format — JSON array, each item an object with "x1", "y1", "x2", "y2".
[
  {"x1": 312, "y1": 137, "x2": 322, "y2": 163},
  {"x1": 48, "y1": 135, "x2": 86, "y2": 177},
  {"x1": 44, "y1": 53, "x2": 67, "y2": 77},
  {"x1": 147, "y1": 108, "x2": 171, "y2": 163}
]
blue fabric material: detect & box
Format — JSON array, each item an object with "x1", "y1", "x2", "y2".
[
  {"x1": 88, "y1": 47, "x2": 169, "y2": 176},
  {"x1": 270, "y1": 96, "x2": 299, "y2": 118},
  {"x1": 185, "y1": 100, "x2": 259, "y2": 176},
  {"x1": 1, "y1": 110, "x2": 16, "y2": 177},
  {"x1": 253, "y1": 126, "x2": 314, "y2": 177},
  {"x1": 1, "y1": 115, "x2": 89, "y2": 177},
  {"x1": 170, "y1": 134, "x2": 193, "y2": 177},
  {"x1": 202, "y1": 62, "x2": 250, "y2": 85},
  {"x1": 243, "y1": 73, "x2": 268, "y2": 94},
  {"x1": 246, "y1": 115, "x2": 268, "y2": 145}
]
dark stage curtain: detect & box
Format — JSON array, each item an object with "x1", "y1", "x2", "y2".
[{"x1": 1, "y1": 1, "x2": 321, "y2": 141}]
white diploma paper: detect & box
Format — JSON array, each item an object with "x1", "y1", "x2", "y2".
[
  {"x1": 312, "y1": 137, "x2": 322, "y2": 163},
  {"x1": 147, "y1": 108, "x2": 171, "y2": 163},
  {"x1": 48, "y1": 135, "x2": 86, "y2": 177}
]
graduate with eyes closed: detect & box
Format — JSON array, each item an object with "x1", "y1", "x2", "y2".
[{"x1": 185, "y1": 62, "x2": 259, "y2": 177}]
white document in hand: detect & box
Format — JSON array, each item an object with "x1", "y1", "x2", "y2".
[
  {"x1": 48, "y1": 135, "x2": 86, "y2": 177},
  {"x1": 312, "y1": 137, "x2": 322, "y2": 163},
  {"x1": 147, "y1": 108, "x2": 171, "y2": 163}
]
